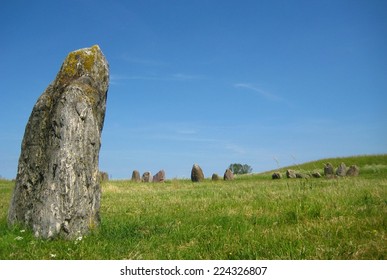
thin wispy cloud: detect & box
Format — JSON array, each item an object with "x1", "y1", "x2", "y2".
[
  {"x1": 120, "y1": 54, "x2": 165, "y2": 66},
  {"x1": 234, "y1": 83, "x2": 283, "y2": 102},
  {"x1": 110, "y1": 73, "x2": 204, "y2": 84}
]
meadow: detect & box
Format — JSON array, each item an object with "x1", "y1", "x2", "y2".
[{"x1": 0, "y1": 155, "x2": 386, "y2": 260}]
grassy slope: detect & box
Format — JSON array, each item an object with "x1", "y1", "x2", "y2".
[{"x1": 0, "y1": 154, "x2": 386, "y2": 260}]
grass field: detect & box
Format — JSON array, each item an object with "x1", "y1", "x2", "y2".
[{"x1": 0, "y1": 154, "x2": 386, "y2": 259}]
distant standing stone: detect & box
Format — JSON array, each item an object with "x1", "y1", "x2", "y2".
[
  {"x1": 324, "y1": 163, "x2": 334, "y2": 176},
  {"x1": 346, "y1": 165, "x2": 360, "y2": 177},
  {"x1": 224, "y1": 169, "x2": 234, "y2": 180},
  {"x1": 191, "y1": 164, "x2": 204, "y2": 182},
  {"x1": 272, "y1": 172, "x2": 282, "y2": 179},
  {"x1": 8, "y1": 45, "x2": 109, "y2": 239},
  {"x1": 211, "y1": 173, "x2": 220, "y2": 181},
  {"x1": 131, "y1": 170, "x2": 141, "y2": 182},
  {"x1": 336, "y1": 163, "x2": 347, "y2": 177},
  {"x1": 142, "y1": 171, "x2": 152, "y2": 182},
  {"x1": 153, "y1": 170, "x2": 166, "y2": 182},
  {"x1": 286, "y1": 169, "x2": 297, "y2": 178}
]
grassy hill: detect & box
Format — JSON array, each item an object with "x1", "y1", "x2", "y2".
[
  {"x1": 0, "y1": 154, "x2": 386, "y2": 259},
  {"x1": 244, "y1": 154, "x2": 387, "y2": 180}
]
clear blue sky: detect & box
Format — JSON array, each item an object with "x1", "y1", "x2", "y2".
[{"x1": 1, "y1": 0, "x2": 386, "y2": 179}]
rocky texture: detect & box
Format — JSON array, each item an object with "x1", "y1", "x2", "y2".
[
  {"x1": 346, "y1": 165, "x2": 360, "y2": 177},
  {"x1": 296, "y1": 172, "x2": 310, "y2": 179},
  {"x1": 286, "y1": 169, "x2": 297, "y2": 179},
  {"x1": 272, "y1": 172, "x2": 282, "y2": 179},
  {"x1": 223, "y1": 169, "x2": 234, "y2": 180},
  {"x1": 8, "y1": 45, "x2": 109, "y2": 239},
  {"x1": 311, "y1": 172, "x2": 322, "y2": 178},
  {"x1": 142, "y1": 172, "x2": 152, "y2": 183},
  {"x1": 131, "y1": 170, "x2": 141, "y2": 182},
  {"x1": 211, "y1": 173, "x2": 220, "y2": 181},
  {"x1": 153, "y1": 170, "x2": 165, "y2": 182},
  {"x1": 191, "y1": 164, "x2": 204, "y2": 182},
  {"x1": 324, "y1": 163, "x2": 334, "y2": 176},
  {"x1": 336, "y1": 162, "x2": 347, "y2": 177}
]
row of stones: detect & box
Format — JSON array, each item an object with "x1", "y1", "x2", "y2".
[
  {"x1": 191, "y1": 164, "x2": 235, "y2": 182},
  {"x1": 272, "y1": 162, "x2": 360, "y2": 179},
  {"x1": 131, "y1": 170, "x2": 166, "y2": 183},
  {"x1": 128, "y1": 164, "x2": 235, "y2": 183}
]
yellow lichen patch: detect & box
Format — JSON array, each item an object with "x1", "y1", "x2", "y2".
[{"x1": 56, "y1": 46, "x2": 101, "y2": 86}]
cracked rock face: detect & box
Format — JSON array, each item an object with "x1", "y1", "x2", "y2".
[{"x1": 8, "y1": 45, "x2": 109, "y2": 239}]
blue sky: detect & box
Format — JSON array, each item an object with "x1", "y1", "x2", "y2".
[{"x1": 1, "y1": 0, "x2": 386, "y2": 179}]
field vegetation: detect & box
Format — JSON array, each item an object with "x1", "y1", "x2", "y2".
[{"x1": 0, "y1": 154, "x2": 386, "y2": 259}]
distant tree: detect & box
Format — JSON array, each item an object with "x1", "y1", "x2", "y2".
[{"x1": 228, "y1": 163, "x2": 252, "y2": 175}]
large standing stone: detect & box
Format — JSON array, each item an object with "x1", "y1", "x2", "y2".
[
  {"x1": 8, "y1": 45, "x2": 109, "y2": 239},
  {"x1": 346, "y1": 165, "x2": 360, "y2": 177},
  {"x1": 191, "y1": 164, "x2": 204, "y2": 182},
  {"x1": 336, "y1": 163, "x2": 347, "y2": 177},
  {"x1": 153, "y1": 170, "x2": 166, "y2": 182},
  {"x1": 142, "y1": 171, "x2": 152, "y2": 182},
  {"x1": 324, "y1": 163, "x2": 334, "y2": 176},
  {"x1": 223, "y1": 169, "x2": 234, "y2": 180},
  {"x1": 131, "y1": 170, "x2": 141, "y2": 182}
]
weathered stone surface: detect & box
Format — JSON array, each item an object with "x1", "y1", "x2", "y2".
[
  {"x1": 324, "y1": 163, "x2": 334, "y2": 176},
  {"x1": 191, "y1": 164, "x2": 204, "y2": 182},
  {"x1": 142, "y1": 171, "x2": 152, "y2": 182},
  {"x1": 223, "y1": 169, "x2": 234, "y2": 180},
  {"x1": 336, "y1": 162, "x2": 347, "y2": 177},
  {"x1": 311, "y1": 172, "x2": 322, "y2": 178},
  {"x1": 131, "y1": 170, "x2": 141, "y2": 182},
  {"x1": 346, "y1": 165, "x2": 360, "y2": 176},
  {"x1": 296, "y1": 172, "x2": 310, "y2": 178},
  {"x1": 211, "y1": 173, "x2": 220, "y2": 181},
  {"x1": 272, "y1": 172, "x2": 282, "y2": 179},
  {"x1": 8, "y1": 45, "x2": 109, "y2": 239},
  {"x1": 286, "y1": 169, "x2": 297, "y2": 178},
  {"x1": 153, "y1": 170, "x2": 165, "y2": 182}
]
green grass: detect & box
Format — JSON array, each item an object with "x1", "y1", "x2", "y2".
[{"x1": 0, "y1": 154, "x2": 386, "y2": 259}]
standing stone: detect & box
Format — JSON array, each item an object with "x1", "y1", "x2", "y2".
[
  {"x1": 99, "y1": 171, "x2": 109, "y2": 182},
  {"x1": 272, "y1": 172, "x2": 282, "y2": 179},
  {"x1": 211, "y1": 173, "x2": 220, "y2": 181},
  {"x1": 324, "y1": 163, "x2": 334, "y2": 176},
  {"x1": 224, "y1": 169, "x2": 234, "y2": 180},
  {"x1": 191, "y1": 164, "x2": 204, "y2": 182},
  {"x1": 131, "y1": 170, "x2": 141, "y2": 182},
  {"x1": 8, "y1": 45, "x2": 109, "y2": 239},
  {"x1": 336, "y1": 163, "x2": 347, "y2": 177},
  {"x1": 142, "y1": 171, "x2": 152, "y2": 182},
  {"x1": 153, "y1": 170, "x2": 166, "y2": 182},
  {"x1": 346, "y1": 165, "x2": 360, "y2": 177},
  {"x1": 286, "y1": 169, "x2": 297, "y2": 178}
]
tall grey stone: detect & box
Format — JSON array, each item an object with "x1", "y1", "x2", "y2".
[
  {"x1": 8, "y1": 45, "x2": 109, "y2": 239},
  {"x1": 153, "y1": 170, "x2": 166, "y2": 182},
  {"x1": 223, "y1": 168, "x2": 234, "y2": 180},
  {"x1": 191, "y1": 164, "x2": 204, "y2": 182},
  {"x1": 336, "y1": 162, "x2": 347, "y2": 177},
  {"x1": 142, "y1": 171, "x2": 152, "y2": 182},
  {"x1": 324, "y1": 163, "x2": 334, "y2": 176},
  {"x1": 346, "y1": 165, "x2": 360, "y2": 177},
  {"x1": 131, "y1": 170, "x2": 141, "y2": 182}
]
